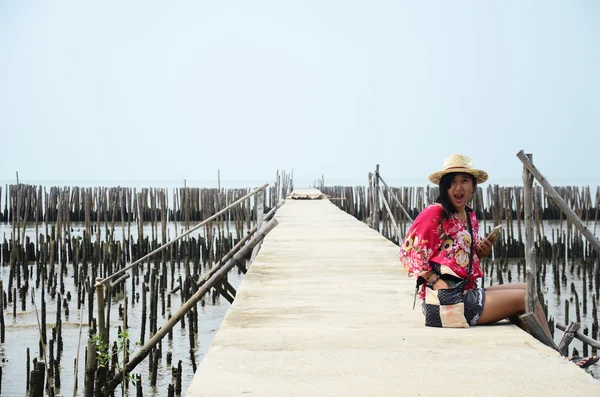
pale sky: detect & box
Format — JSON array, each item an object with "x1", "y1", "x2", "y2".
[{"x1": 1, "y1": 1, "x2": 599, "y2": 187}]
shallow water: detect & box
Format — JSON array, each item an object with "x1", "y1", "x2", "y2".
[
  {"x1": 0, "y1": 217, "x2": 247, "y2": 396},
  {"x1": 0, "y1": 260, "x2": 244, "y2": 397},
  {"x1": 1, "y1": 217, "x2": 599, "y2": 395},
  {"x1": 0, "y1": 256, "x2": 243, "y2": 396}
]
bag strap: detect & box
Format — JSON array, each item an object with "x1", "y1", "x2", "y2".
[
  {"x1": 465, "y1": 208, "x2": 475, "y2": 283},
  {"x1": 412, "y1": 208, "x2": 476, "y2": 309}
]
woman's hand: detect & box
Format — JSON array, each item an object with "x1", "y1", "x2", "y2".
[{"x1": 476, "y1": 237, "x2": 495, "y2": 258}]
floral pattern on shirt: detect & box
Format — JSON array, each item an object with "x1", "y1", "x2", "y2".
[{"x1": 399, "y1": 204, "x2": 483, "y2": 299}]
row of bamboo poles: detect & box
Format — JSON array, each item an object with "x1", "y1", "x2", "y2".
[
  {"x1": 321, "y1": 183, "x2": 600, "y2": 257},
  {"x1": 2, "y1": 170, "x2": 293, "y2": 260},
  {"x1": 0, "y1": 183, "x2": 285, "y2": 223},
  {"x1": 0, "y1": 171, "x2": 293, "y2": 397}
]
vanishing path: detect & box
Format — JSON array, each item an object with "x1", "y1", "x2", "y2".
[{"x1": 187, "y1": 189, "x2": 600, "y2": 396}]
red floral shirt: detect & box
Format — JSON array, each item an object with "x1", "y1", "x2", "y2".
[{"x1": 399, "y1": 204, "x2": 483, "y2": 298}]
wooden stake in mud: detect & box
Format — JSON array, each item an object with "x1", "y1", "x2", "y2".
[
  {"x1": 518, "y1": 152, "x2": 556, "y2": 349},
  {"x1": 367, "y1": 173, "x2": 373, "y2": 226},
  {"x1": 28, "y1": 360, "x2": 45, "y2": 397},
  {"x1": 379, "y1": 186, "x2": 400, "y2": 238},
  {"x1": 249, "y1": 190, "x2": 264, "y2": 263},
  {"x1": 95, "y1": 278, "x2": 108, "y2": 344},
  {"x1": 377, "y1": 174, "x2": 413, "y2": 222},
  {"x1": 0, "y1": 280, "x2": 4, "y2": 343},
  {"x1": 373, "y1": 165, "x2": 380, "y2": 231},
  {"x1": 522, "y1": 154, "x2": 536, "y2": 313}
]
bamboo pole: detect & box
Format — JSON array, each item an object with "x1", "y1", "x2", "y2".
[
  {"x1": 377, "y1": 174, "x2": 413, "y2": 222},
  {"x1": 557, "y1": 322, "x2": 600, "y2": 349},
  {"x1": 522, "y1": 153, "x2": 536, "y2": 314},
  {"x1": 249, "y1": 190, "x2": 265, "y2": 263},
  {"x1": 379, "y1": 186, "x2": 400, "y2": 237},
  {"x1": 367, "y1": 173, "x2": 373, "y2": 226},
  {"x1": 373, "y1": 165, "x2": 380, "y2": 231},
  {"x1": 95, "y1": 184, "x2": 269, "y2": 287},
  {"x1": 95, "y1": 279, "x2": 108, "y2": 344}
]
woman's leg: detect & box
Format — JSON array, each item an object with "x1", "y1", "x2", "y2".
[
  {"x1": 481, "y1": 284, "x2": 597, "y2": 368},
  {"x1": 478, "y1": 288, "x2": 552, "y2": 339},
  {"x1": 485, "y1": 283, "x2": 525, "y2": 291},
  {"x1": 483, "y1": 284, "x2": 527, "y2": 328},
  {"x1": 483, "y1": 283, "x2": 550, "y2": 336},
  {"x1": 478, "y1": 289, "x2": 526, "y2": 324},
  {"x1": 485, "y1": 284, "x2": 529, "y2": 327}
]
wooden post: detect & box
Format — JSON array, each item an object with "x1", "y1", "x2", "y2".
[
  {"x1": 377, "y1": 174, "x2": 413, "y2": 222},
  {"x1": 0, "y1": 280, "x2": 4, "y2": 343},
  {"x1": 84, "y1": 334, "x2": 96, "y2": 397},
  {"x1": 518, "y1": 151, "x2": 556, "y2": 349},
  {"x1": 557, "y1": 322, "x2": 580, "y2": 357},
  {"x1": 367, "y1": 173, "x2": 373, "y2": 227},
  {"x1": 373, "y1": 165, "x2": 380, "y2": 231},
  {"x1": 379, "y1": 186, "x2": 400, "y2": 238},
  {"x1": 256, "y1": 189, "x2": 264, "y2": 230},
  {"x1": 250, "y1": 190, "x2": 265, "y2": 263},
  {"x1": 95, "y1": 278, "x2": 108, "y2": 344},
  {"x1": 523, "y1": 153, "x2": 536, "y2": 314},
  {"x1": 557, "y1": 322, "x2": 600, "y2": 349},
  {"x1": 28, "y1": 360, "x2": 45, "y2": 397}
]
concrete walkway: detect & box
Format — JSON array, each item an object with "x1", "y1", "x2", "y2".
[{"x1": 186, "y1": 194, "x2": 600, "y2": 397}]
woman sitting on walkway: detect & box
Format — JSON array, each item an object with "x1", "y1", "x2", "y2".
[{"x1": 399, "y1": 154, "x2": 597, "y2": 369}]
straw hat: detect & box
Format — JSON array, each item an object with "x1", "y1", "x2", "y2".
[{"x1": 428, "y1": 154, "x2": 488, "y2": 184}]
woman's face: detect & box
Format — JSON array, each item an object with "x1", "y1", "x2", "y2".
[{"x1": 447, "y1": 173, "x2": 474, "y2": 212}]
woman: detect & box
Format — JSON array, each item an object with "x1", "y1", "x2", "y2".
[{"x1": 399, "y1": 154, "x2": 597, "y2": 368}]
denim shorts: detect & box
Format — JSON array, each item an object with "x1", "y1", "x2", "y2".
[{"x1": 464, "y1": 288, "x2": 486, "y2": 325}]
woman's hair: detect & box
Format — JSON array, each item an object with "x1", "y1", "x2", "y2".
[{"x1": 435, "y1": 172, "x2": 477, "y2": 218}]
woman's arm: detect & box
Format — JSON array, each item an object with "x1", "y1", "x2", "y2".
[
  {"x1": 418, "y1": 270, "x2": 448, "y2": 290},
  {"x1": 399, "y1": 205, "x2": 444, "y2": 277}
]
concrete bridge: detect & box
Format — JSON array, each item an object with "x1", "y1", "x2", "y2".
[{"x1": 186, "y1": 189, "x2": 600, "y2": 396}]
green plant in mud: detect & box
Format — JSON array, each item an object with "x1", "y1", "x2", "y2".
[{"x1": 92, "y1": 330, "x2": 141, "y2": 385}]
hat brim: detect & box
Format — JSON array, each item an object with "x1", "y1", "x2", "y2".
[{"x1": 428, "y1": 168, "x2": 488, "y2": 185}]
